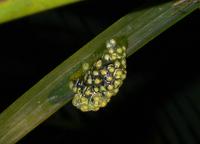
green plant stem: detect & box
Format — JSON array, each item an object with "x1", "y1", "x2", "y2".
[
  {"x1": 0, "y1": 1, "x2": 199, "y2": 144},
  {"x1": 0, "y1": 0, "x2": 79, "y2": 24}
]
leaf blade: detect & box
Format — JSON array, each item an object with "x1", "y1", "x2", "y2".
[{"x1": 0, "y1": 0, "x2": 79, "y2": 24}]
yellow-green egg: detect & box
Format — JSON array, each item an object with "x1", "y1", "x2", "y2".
[
  {"x1": 100, "y1": 100, "x2": 107, "y2": 107},
  {"x1": 122, "y1": 52, "x2": 126, "y2": 58},
  {"x1": 107, "y1": 64, "x2": 115, "y2": 73},
  {"x1": 93, "y1": 70, "x2": 99, "y2": 76},
  {"x1": 80, "y1": 104, "x2": 89, "y2": 112},
  {"x1": 106, "y1": 76, "x2": 113, "y2": 82},
  {"x1": 94, "y1": 78, "x2": 101, "y2": 84},
  {"x1": 113, "y1": 88, "x2": 119, "y2": 95},
  {"x1": 93, "y1": 100, "x2": 100, "y2": 107},
  {"x1": 72, "y1": 94, "x2": 81, "y2": 106},
  {"x1": 82, "y1": 63, "x2": 90, "y2": 71},
  {"x1": 106, "y1": 39, "x2": 116, "y2": 48},
  {"x1": 121, "y1": 59, "x2": 126, "y2": 67},
  {"x1": 110, "y1": 39, "x2": 116, "y2": 46},
  {"x1": 116, "y1": 47, "x2": 123, "y2": 54},
  {"x1": 121, "y1": 74, "x2": 127, "y2": 80},
  {"x1": 85, "y1": 89, "x2": 91, "y2": 96},
  {"x1": 100, "y1": 86, "x2": 106, "y2": 91},
  {"x1": 108, "y1": 67, "x2": 115, "y2": 73},
  {"x1": 111, "y1": 53, "x2": 117, "y2": 60},
  {"x1": 77, "y1": 87, "x2": 82, "y2": 93},
  {"x1": 84, "y1": 73, "x2": 88, "y2": 81},
  {"x1": 87, "y1": 78, "x2": 92, "y2": 84},
  {"x1": 104, "y1": 54, "x2": 110, "y2": 61},
  {"x1": 107, "y1": 85, "x2": 114, "y2": 90},
  {"x1": 93, "y1": 95, "x2": 100, "y2": 102},
  {"x1": 122, "y1": 46, "x2": 126, "y2": 51},
  {"x1": 80, "y1": 97, "x2": 88, "y2": 104},
  {"x1": 94, "y1": 87, "x2": 99, "y2": 92},
  {"x1": 95, "y1": 60, "x2": 102, "y2": 69},
  {"x1": 72, "y1": 98, "x2": 78, "y2": 107},
  {"x1": 114, "y1": 60, "x2": 121, "y2": 68},
  {"x1": 72, "y1": 87, "x2": 78, "y2": 93},
  {"x1": 114, "y1": 80, "x2": 121, "y2": 88},
  {"x1": 108, "y1": 48, "x2": 114, "y2": 54},
  {"x1": 100, "y1": 69, "x2": 107, "y2": 76},
  {"x1": 104, "y1": 91, "x2": 113, "y2": 98},
  {"x1": 114, "y1": 69, "x2": 123, "y2": 79}
]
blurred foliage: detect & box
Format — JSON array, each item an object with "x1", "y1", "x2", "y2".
[{"x1": 0, "y1": 0, "x2": 79, "y2": 24}]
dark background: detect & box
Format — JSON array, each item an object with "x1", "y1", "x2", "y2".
[{"x1": 0, "y1": 0, "x2": 199, "y2": 144}]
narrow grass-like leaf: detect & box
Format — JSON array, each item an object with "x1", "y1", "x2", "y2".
[
  {"x1": 0, "y1": 1, "x2": 199, "y2": 144},
  {"x1": 0, "y1": 0, "x2": 79, "y2": 24}
]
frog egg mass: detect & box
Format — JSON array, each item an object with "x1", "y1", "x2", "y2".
[{"x1": 69, "y1": 39, "x2": 127, "y2": 112}]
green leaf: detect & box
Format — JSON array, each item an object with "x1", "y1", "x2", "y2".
[
  {"x1": 0, "y1": 0, "x2": 79, "y2": 24},
  {"x1": 0, "y1": 1, "x2": 199, "y2": 143}
]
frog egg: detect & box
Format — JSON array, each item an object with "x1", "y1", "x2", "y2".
[
  {"x1": 116, "y1": 47, "x2": 123, "y2": 54},
  {"x1": 95, "y1": 60, "x2": 102, "y2": 69},
  {"x1": 80, "y1": 97, "x2": 88, "y2": 104},
  {"x1": 122, "y1": 46, "x2": 126, "y2": 51},
  {"x1": 82, "y1": 63, "x2": 90, "y2": 71},
  {"x1": 100, "y1": 100, "x2": 107, "y2": 107},
  {"x1": 93, "y1": 70, "x2": 99, "y2": 76},
  {"x1": 107, "y1": 84, "x2": 114, "y2": 91},
  {"x1": 72, "y1": 94, "x2": 82, "y2": 107},
  {"x1": 80, "y1": 104, "x2": 89, "y2": 112},
  {"x1": 108, "y1": 48, "x2": 115, "y2": 54},
  {"x1": 100, "y1": 69, "x2": 107, "y2": 76},
  {"x1": 107, "y1": 65, "x2": 115, "y2": 73},
  {"x1": 94, "y1": 78, "x2": 101, "y2": 84},
  {"x1": 113, "y1": 88, "x2": 119, "y2": 95},
  {"x1": 110, "y1": 53, "x2": 117, "y2": 61},
  {"x1": 114, "y1": 80, "x2": 121, "y2": 88},
  {"x1": 104, "y1": 91, "x2": 113, "y2": 98},
  {"x1": 114, "y1": 69, "x2": 123, "y2": 79},
  {"x1": 85, "y1": 88, "x2": 92, "y2": 96},
  {"x1": 106, "y1": 39, "x2": 116, "y2": 49},
  {"x1": 94, "y1": 87, "x2": 99, "y2": 92},
  {"x1": 104, "y1": 54, "x2": 110, "y2": 61},
  {"x1": 121, "y1": 59, "x2": 126, "y2": 67},
  {"x1": 114, "y1": 60, "x2": 121, "y2": 68},
  {"x1": 106, "y1": 76, "x2": 113, "y2": 82},
  {"x1": 87, "y1": 77, "x2": 93, "y2": 85},
  {"x1": 72, "y1": 87, "x2": 78, "y2": 93},
  {"x1": 121, "y1": 73, "x2": 127, "y2": 80},
  {"x1": 100, "y1": 85, "x2": 107, "y2": 92}
]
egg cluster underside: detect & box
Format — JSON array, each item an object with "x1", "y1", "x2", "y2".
[{"x1": 69, "y1": 39, "x2": 127, "y2": 112}]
